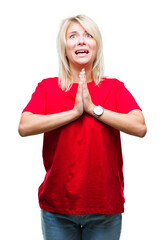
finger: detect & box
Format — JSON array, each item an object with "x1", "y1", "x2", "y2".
[
  {"x1": 82, "y1": 80, "x2": 90, "y2": 99},
  {"x1": 83, "y1": 81, "x2": 89, "y2": 96},
  {"x1": 79, "y1": 68, "x2": 86, "y2": 83},
  {"x1": 77, "y1": 81, "x2": 83, "y2": 95}
]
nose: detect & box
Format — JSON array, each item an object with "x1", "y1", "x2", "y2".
[{"x1": 78, "y1": 35, "x2": 86, "y2": 45}]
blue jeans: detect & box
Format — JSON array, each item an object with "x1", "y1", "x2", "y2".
[{"x1": 41, "y1": 210, "x2": 122, "y2": 240}]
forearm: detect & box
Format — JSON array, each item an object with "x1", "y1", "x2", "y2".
[
  {"x1": 18, "y1": 109, "x2": 80, "y2": 137},
  {"x1": 88, "y1": 106, "x2": 147, "y2": 137}
]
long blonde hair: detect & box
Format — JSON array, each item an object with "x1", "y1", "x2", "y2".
[{"x1": 56, "y1": 14, "x2": 104, "y2": 90}]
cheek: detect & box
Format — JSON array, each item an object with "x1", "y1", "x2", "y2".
[
  {"x1": 65, "y1": 40, "x2": 77, "y2": 56},
  {"x1": 65, "y1": 44, "x2": 71, "y2": 57},
  {"x1": 91, "y1": 44, "x2": 97, "y2": 59},
  {"x1": 90, "y1": 40, "x2": 97, "y2": 53}
]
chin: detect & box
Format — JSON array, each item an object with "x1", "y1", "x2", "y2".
[{"x1": 75, "y1": 59, "x2": 92, "y2": 66}]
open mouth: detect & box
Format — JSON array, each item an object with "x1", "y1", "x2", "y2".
[{"x1": 75, "y1": 50, "x2": 89, "y2": 55}]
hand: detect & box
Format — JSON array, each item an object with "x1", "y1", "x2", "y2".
[
  {"x1": 73, "y1": 76, "x2": 84, "y2": 116},
  {"x1": 79, "y1": 69, "x2": 95, "y2": 114}
]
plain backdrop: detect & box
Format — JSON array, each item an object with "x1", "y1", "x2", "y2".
[{"x1": 1, "y1": 0, "x2": 165, "y2": 239}]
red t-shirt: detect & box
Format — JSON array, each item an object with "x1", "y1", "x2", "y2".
[{"x1": 23, "y1": 77, "x2": 141, "y2": 214}]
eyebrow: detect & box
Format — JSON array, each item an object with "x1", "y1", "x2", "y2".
[
  {"x1": 67, "y1": 30, "x2": 88, "y2": 36},
  {"x1": 67, "y1": 31, "x2": 77, "y2": 35}
]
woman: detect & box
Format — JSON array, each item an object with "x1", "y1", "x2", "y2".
[{"x1": 19, "y1": 15, "x2": 147, "y2": 240}]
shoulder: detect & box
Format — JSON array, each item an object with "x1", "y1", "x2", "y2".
[
  {"x1": 36, "y1": 77, "x2": 60, "y2": 93},
  {"x1": 100, "y1": 77, "x2": 124, "y2": 89},
  {"x1": 39, "y1": 77, "x2": 59, "y2": 87}
]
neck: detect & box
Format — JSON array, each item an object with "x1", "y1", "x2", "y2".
[{"x1": 70, "y1": 64, "x2": 93, "y2": 83}]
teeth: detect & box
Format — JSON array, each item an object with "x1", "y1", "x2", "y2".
[{"x1": 75, "y1": 50, "x2": 88, "y2": 55}]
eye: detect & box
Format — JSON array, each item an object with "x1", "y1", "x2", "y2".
[
  {"x1": 86, "y1": 33, "x2": 93, "y2": 38},
  {"x1": 69, "y1": 34, "x2": 77, "y2": 39}
]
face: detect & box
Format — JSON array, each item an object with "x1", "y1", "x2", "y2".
[{"x1": 65, "y1": 22, "x2": 97, "y2": 70}]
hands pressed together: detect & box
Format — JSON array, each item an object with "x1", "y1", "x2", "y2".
[
  {"x1": 19, "y1": 68, "x2": 147, "y2": 137},
  {"x1": 74, "y1": 68, "x2": 95, "y2": 117}
]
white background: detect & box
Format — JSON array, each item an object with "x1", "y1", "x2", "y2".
[{"x1": 1, "y1": 0, "x2": 165, "y2": 239}]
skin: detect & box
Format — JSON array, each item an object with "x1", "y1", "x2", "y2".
[
  {"x1": 18, "y1": 22, "x2": 147, "y2": 137},
  {"x1": 65, "y1": 22, "x2": 97, "y2": 82}
]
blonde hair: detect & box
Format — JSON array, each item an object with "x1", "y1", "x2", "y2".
[{"x1": 56, "y1": 14, "x2": 104, "y2": 90}]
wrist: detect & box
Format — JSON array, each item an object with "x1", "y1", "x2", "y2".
[
  {"x1": 93, "y1": 105, "x2": 104, "y2": 118},
  {"x1": 72, "y1": 107, "x2": 83, "y2": 119},
  {"x1": 86, "y1": 104, "x2": 96, "y2": 115}
]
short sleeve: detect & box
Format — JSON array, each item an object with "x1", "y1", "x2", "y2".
[
  {"x1": 116, "y1": 82, "x2": 142, "y2": 114},
  {"x1": 23, "y1": 82, "x2": 46, "y2": 114}
]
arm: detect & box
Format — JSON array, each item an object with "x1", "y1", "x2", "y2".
[
  {"x1": 18, "y1": 81, "x2": 84, "y2": 137},
  {"x1": 88, "y1": 105, "x2": 147, "y2": 137},
  {"x1": 18, "y1": 110, "x2": 79, "y2": 137},
  {"x1": 80, "y1": 70, "x2": 147, "y2": 138}
]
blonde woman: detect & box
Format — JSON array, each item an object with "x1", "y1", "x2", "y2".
[{"x1": 19, "y1": 15, "x2": 147, "y2": 240}]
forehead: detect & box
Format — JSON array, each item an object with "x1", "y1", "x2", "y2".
[{"x1": 67, "y1": 22, "x2": 86, "y2": 34}]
